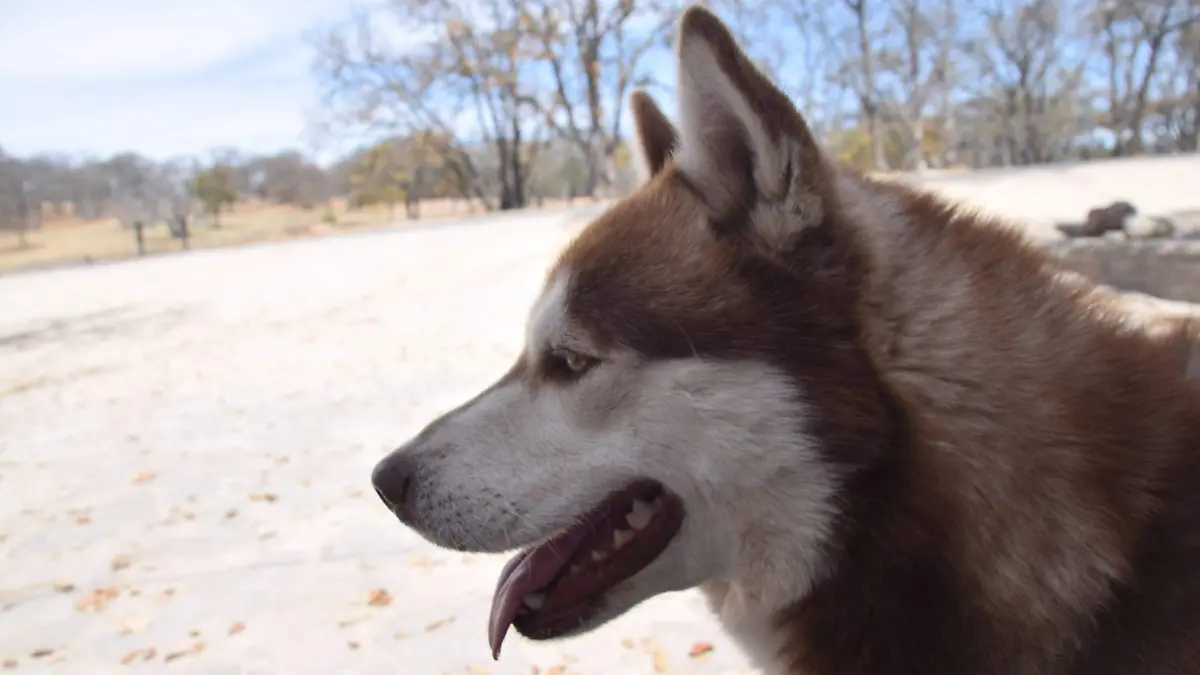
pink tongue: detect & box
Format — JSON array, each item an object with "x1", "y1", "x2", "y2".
[{"x1": 488, "y1": 524, "x2": 592, "y2": 659}]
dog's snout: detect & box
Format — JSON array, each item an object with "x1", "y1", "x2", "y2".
[{"x1": 371, "y1": 452, "x2": 417, "y2": 520}]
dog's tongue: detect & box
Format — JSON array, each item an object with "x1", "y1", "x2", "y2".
[{"x1": 488, "y1": 524, "x2": 591, "y2": 659}]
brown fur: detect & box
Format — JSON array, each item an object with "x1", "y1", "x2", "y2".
[{"x1": 547, "y1": 6, "x2": 1200, "y2": 674}]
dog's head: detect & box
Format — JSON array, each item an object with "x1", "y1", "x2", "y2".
[{"x1": 373, "y1": 5, "x2": 897, "y2": 648}]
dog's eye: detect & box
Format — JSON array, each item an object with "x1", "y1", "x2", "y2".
[
  {"x1": 545, "y1": 348, "x2": 599, "y2": 380},
  {"x1": 563, "y1": 349, "x2": 595, "y2": 373}
]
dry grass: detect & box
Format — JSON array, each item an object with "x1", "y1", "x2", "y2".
[{"x1": 0, "y1": 197, "x2": 582, "y2": 276}]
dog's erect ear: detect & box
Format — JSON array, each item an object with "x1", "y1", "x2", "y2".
[
  {"x1": 630, "y1": 90, "x2": 678, "y2": 178},
  {"x1": 672, "y1": 6, "x2": 829, "y2": 240}
]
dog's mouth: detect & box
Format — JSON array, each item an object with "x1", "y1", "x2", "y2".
[{"x1": 487, "y1": 479, "x2": 685, "y2": 658}]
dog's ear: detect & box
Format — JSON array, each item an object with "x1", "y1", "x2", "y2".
[
  {"x1": 672, "y1": 6, "x2": 830, "y2": 245},
  {"x1": 630, "y1": 90, "x2": 678, "y2": 179}
]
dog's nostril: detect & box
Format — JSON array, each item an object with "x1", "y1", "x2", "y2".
[
  {"x1": 374, "y1": 486, "x2": 396, "y2": 510},
  {"x1": 371, "y1": 454, "x2": 415, "y2": 517}
]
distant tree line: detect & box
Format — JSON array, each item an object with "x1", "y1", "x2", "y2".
[{"x1": 3, "y1": 0, "x2": 1196, "y2": 242}]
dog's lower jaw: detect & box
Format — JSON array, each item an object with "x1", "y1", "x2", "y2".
[{"x1": 702, "y1": 579, "x2": 797, "y2": 675}]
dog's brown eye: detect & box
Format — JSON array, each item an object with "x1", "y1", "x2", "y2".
[
  {"x1": 563, "y1": 349, "x2": 594, "y2": 373},
  {"x1": 544, "y1": 348, "x2": 599, "y2": 381}
]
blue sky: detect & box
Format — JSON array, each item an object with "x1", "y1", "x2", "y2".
[{"x1": 0, "y1": 0, "x2": 374, "y2": 163}]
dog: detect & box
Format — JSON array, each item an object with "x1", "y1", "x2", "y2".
[{"x1": 371, "y1": 6, "x2": 1200, "y2": 674}]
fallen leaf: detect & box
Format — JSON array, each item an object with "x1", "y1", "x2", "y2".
[
  {"x1": 163, "y1": 650, "x2": 188, "y2": 663},
  {"x1": 152, "y1": 588, "x2": 176, "y2": 605},
  {"x1": 621, "y1": 638, "x2": 636, "y2": 649},
  {"x1": 367, "y1": 589, "x2": 392, "y2": 607},
  {"x1": 407, "y1": 555, "x2": 432, "y2": 567},
  {"x1": 75, "y1": 515, "x2": 92, "y2": 525},
  {"x1": 29, "y1": 649, "x2": 52, "y2": 659},
  {"x1": 116, "y1": 617, "x2": 148, "y2": 635},
  {"x1": 347, "y1": 641, "x2": 360, "y2": 650},
  {"x1": 248, "y1": 493, "x2": 279, "y2": 503},
  {"x1": 466, "y1": 665, "x2": 490, "y2": 675},
  {"x1": 110, "y1": 555, "x2": 133, "y2": 572},
  {"x1": 346, "y1": 489, "x2": 364, "y2": 498},
  {"x1": 188, "y1": 630, "x2": 201, "y2": 638},
  {"x1": 132, "y1": 470, "x2": 156, "y2": 485},
  {"x1": 425, "y1": 617, "x2": 455, "y2": 632},
  {"x1": 52, "y1": 582, "x2": 75, "y2": 593},
  {"x1": 544, "y1": 667, "x2": 566, "y2": 675},
  {"x1": 228, "y1": 622, "x2": 245, "y2": 636},
  {"x1": 75, "y1": 587, "x2": 120, "y2": 613},
  {"x1": 224, "y1": 509, "x2": 239, "y2": 519},
  {"x1": 652, "y1": 649, "x2": 668, "y2": 673},
  {"x1": 2, "y1": 658, "x2": 16, "y2": 669},
  {"x1": 298, "y1": 478, "x2": 311, "y2": 486},
  {"x1": 393, "y1": 631, "x2": 406, "y2": 641},
  {"x1": 119, "y1": 651, "x2": 139, "y2": 665},
  {"x1": 190, "y1": 642, "x2": 205, "y2": 655}
]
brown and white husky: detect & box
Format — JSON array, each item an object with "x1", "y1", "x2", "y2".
[{"x1": 372, "y1": 6, "x2": 1200, "y2": 673}]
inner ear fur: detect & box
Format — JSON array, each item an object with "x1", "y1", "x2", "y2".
[{"x1": 670, "y1": 6, "x2": 830, "y2": 228}]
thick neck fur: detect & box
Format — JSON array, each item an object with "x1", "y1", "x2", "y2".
[{"x1": 745, "y1": 170, "x2": 1200, "y2": 675}]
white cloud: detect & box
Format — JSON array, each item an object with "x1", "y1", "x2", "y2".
[{"x1": 0, "y1": 0, "x2": 381, "y2": 160}]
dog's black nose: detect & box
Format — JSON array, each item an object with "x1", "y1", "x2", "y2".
[{"x1": 371, "y1": 453, "x2": 415, "y2": 519}]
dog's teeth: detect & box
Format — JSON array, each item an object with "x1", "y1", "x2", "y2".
[
  {"x1": 523, "y1": 593, "x2": 545, "y2": 610},
  {"x1": 613, "y1": 528, "x2": 635, "y2": 550},
  {"x1": 591, "y1": 550, "x2": 609, "y2": 562},
  {"x1": 626, "y1": 499, "x2": 654, "y2": 530}
]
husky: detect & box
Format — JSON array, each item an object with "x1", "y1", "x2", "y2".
[{"x1": 371, "y1": 6, "x2": 1200, "y2": 674}]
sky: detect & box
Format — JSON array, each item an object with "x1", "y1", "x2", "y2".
[{"x1": 0, "y1": 0, "x2": 376, "y2": 163}]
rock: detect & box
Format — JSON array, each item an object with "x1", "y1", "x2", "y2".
[
  {"x1": 1124, "y1": 214, "x2": 1177, "y2": 239},
  {"x1": 1082, "y1": 201, "x2": 1137, "y2": 237}
]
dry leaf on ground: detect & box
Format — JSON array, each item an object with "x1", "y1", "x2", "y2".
[
  {"x1": 52, "y1": 582, "x2": 74, "y2": 593},
  {"x1": 425, "y1": 617, "x2": 455, "y2": 632},
  {"x1": 75, "y1": 515, "x2": 92, "y2": 525},
  {"x1": 224, "y1": 509, "x2": 239, "y2": 519},
  {"x1": 2, "y1": 659, "x2": 16, "y2": 669},
  {"x1": 688, "y1": 642, "x2": 714, "y2": 658},
  {"x1": 544, "y1": 666, "x2": 566, "y2": 675},
  {"x1": 119, "y1": 648, "x2": 156, "y2": 665},
  {"x1": 75, "y1": 587, "x2": 120, "y2": 613},
  {"x1": 467, "y1": 665, "x2": 491, "y2": 675},
  {"x1": 393, "y1": 630, "x2": 406, "y2": 641},
  {"x1": 248, "y1": 493, "x2": 279, "y2": 503},
  {"x1": 132, "y1": 470, "x2": 156, "y2": 485},
  {"x1": 110, "y1": 555, "x2": 133, "y2": 572},
  {"x1": 621, "y1": 638, "x2": 636, "y2": 649},
  {"x1": 347, "y1": 641, "x2": 360, "y2": 650},
  {"x1": 228, "y1": 622, "x2": 245, "y2": 636},
  {"x1": 116, "y1": 617, "x2": 148, "y2": 635},
  {"x1": 29, "y1": 650, "x2": 52, "y2": 659},
  {"x1": 652, "y1": 650, "x2": 668, "y2": 673},
  {"x1": 367, "y1": 589, "x2": 392, "y2": 607}
]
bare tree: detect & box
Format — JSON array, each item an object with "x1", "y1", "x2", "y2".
[
  {"x1": 1095, "y1": 0, "x2": 1199, "y2": 154},
  {"x1": 519, "y1": 0, "x2": 676, "y2": 196},
  {"x1": 313, "y1": 0, "x2": 544, "y2": 210}
]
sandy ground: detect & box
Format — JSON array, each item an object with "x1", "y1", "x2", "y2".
[
  {"x1": 0, "y1": 206, "x2": 748, "y2": 675},
  {"x1": 3, "y1": 154, "x2": 1200, "y2": 674}
]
